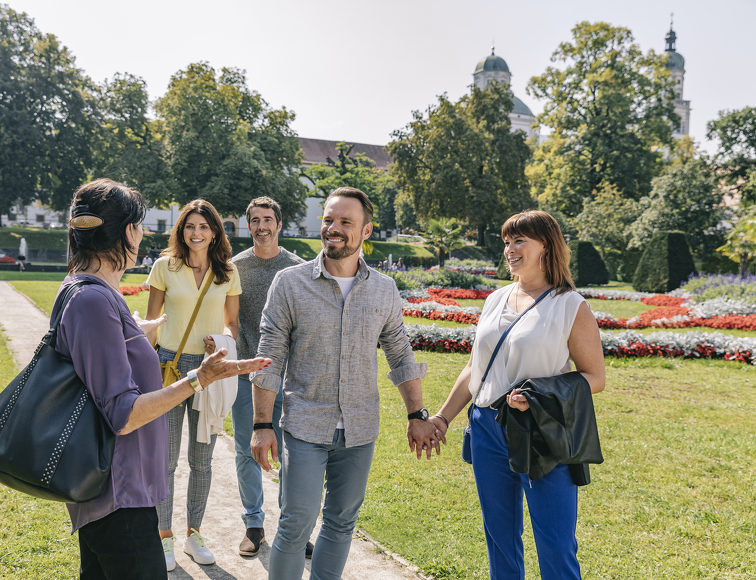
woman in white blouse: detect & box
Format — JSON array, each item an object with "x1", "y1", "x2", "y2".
[{"x1": 430, "y1": 210, "x2": 605, "y2": 580}]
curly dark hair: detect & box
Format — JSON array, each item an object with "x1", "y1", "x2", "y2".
[{"x1": 162, "y1": 200, "x2": 233, "y2": 285}]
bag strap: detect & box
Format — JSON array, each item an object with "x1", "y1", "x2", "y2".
[
  {"x1": 170, "y1": 270, "x2": 215, "y2": 362},
  {"x1": 48, "y1": 280, "x2": 126, "y2": 350},
  {"x1": 472, "y1": 286, "x2": 552, "y2": 406}
]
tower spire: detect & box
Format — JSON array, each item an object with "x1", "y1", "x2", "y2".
[{"x1": 665, "y1": 16, "x2": 677, "y2": 52}]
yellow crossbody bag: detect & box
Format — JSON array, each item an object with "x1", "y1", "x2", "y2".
[{"x1": 159, "y1": 272, "x2": 215, "y2": 387}]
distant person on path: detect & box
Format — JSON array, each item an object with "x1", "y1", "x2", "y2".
[
  {"x1": 429, "y1": 210, "x2": 605, "y2": 580},
  {"x1": 142, "y1": 254, "x2": 154, "y2": 270},
  {"x1": 251, "y1": 187, "x2": 442, "y2": 580},
  {"x1": 229, "y1": 196, "x2": 307, "y2": 558},
  {"x1": 145, "y1": 200, "x2": 243, "y2": 570},
  {"x1": 56, "y1": 179, "x2": 269, "y2": 580}
]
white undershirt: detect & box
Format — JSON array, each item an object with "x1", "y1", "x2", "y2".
[{"x1": 332, "y1": 275, "x2": 357, "y2": 428}]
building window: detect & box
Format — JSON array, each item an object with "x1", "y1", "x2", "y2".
[
  {"x1": 8, "y1": 213, "x2": 16, "y2": 221},
  {"x1": 157, "y1": 219, "x2": 166, "y2": 234},
  {"x1": 224, "y1": 221, "x2": 235, "y2": 236},
  {"x1": 36, "y1": 214, "x2": 45, "y2": 223},
  {"x1": 299, "y1": 226, "x2": 307, "y2": 237}
]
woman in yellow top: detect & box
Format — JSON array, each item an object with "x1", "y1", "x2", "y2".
[{"x1": 145, "y1": 200, "x2": 241, "y2": 571}]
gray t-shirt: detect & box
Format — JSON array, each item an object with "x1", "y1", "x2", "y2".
[{"x1": 231, "y1": 246, "x2": 306, "y2": 360}]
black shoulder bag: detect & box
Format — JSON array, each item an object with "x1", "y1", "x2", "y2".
[
  {"x1": 462, "y1": 287, "x2": 551, "y2": 464},
  {"x1": 0, "y1": 280, "x2": 120, "y2": 503}
]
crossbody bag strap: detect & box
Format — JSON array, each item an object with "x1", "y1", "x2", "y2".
[
  {"x1": 171, "y1": 270, "x2": 215, "y2": 362},
  {"x1": 472, "y1": 286, "x2": 552, "y2": 406}
]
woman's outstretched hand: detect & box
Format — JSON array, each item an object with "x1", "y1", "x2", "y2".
[
  {"x1": 197, "y1": 348, "x2": 271, "y2": 386},
  {"x1": 133, "y1": 311, "x2": 167, "y2": 336}
]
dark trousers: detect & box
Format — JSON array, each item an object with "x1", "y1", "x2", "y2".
[{"x1": 78, "y1": 507, "x2": 167, "y2": 580}]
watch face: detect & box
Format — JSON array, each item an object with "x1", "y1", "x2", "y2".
[{"x1": 420, "y1": 408, "x2": 429, "y2": 421}]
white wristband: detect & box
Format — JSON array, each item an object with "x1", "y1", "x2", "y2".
[{"x1": 187, "y1": 369, "x2": 203, "y2": 393}]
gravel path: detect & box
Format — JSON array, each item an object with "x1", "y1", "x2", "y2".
[{"x1": 0, "y1": 280, "x2": 425, "y2": 580}]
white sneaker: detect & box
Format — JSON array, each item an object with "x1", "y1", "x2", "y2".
[
  {"x1": 162, "y1": 537, "x2": 176, "y2": 572},
  {"x1": 183, "y1": 529, "x2": 215, "y2": 565}
]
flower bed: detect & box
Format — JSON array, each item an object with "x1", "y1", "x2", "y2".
[
  {"x1": 402, "y1": 299, "x2": 481, "y2": 324},
  {"x1": 120, "y1": 285, "x2": 149, "y2": 296},
  {"x1": 640, "y1": 295, "x2": 687, "y2": 307},
  {"x1": 576, "y1": 288, "x2": 654, "y2": 301},
  {"x1": 406, "y1": 296, "x2": 461, "y2": 307},
  {"x1": 404, "y1": 324, "x2": 755, "y2": 363},
  {"x1": 673, "y1": 273, "x2": 756, "y2": 302},
  {"x1": 427, "y1": 288, "x2": 494, "y2": 300}
]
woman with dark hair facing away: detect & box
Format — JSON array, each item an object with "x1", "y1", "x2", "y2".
[
  {"x1": 56, "y1": 179, "x2": 270, "y2": 579},
  {"x1": 145, "y1": 200, "x2": 242, "y2": 569},
  {"x1": 429, "y1": 210, "x2": 605, "y2": 580}
]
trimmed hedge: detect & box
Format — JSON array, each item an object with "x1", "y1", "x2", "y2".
[
  {"x1": 568, "y1": 241, "x2": 609, "y2": 286},
  {"x1": 632, "y1": 231, "x2": 696, "y2": 293}
]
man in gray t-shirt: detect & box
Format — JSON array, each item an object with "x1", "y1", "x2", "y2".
[{"x1": 230, "y1": 197, "x2": 305, "y2": 558}]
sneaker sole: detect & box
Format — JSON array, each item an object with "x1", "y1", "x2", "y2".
[{"x1": 183, "y1": 552, "x2": 215, "y2": 566}]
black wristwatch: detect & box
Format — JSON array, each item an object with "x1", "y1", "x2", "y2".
[{"x1": 407, "y1": 407, "x2": 429, "y2": 421}]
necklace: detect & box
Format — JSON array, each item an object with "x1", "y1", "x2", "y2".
[{"x1": 514, "y1": 282, "x2": 552, "y2": 312}]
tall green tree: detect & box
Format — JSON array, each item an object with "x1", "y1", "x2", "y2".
[
  {"x1": 706, "y1": 106, "x2": 756, "y2": 207},
  {"x1": 526, "y1": 21, "x2": 678, "y2": 216},
  {"x1": 95, "y1": 73, "x2": 175, "y2": 207},
  {"x1": 0, "y1": 4, "x2": 98, "y2": 214},
  {"x1": 718, "y1": 205, "x2": 756, "y2": 276},
  {"x1": 389, "y1": 81, "x2": 532, "y2": 246},
  {"x1": 156, "y1": 63, "x2": 307, "y2": 226},
  {"x1": 627, "y1": 158, "x2": 726, "y2": 260},
  {"x1": 575, "y1": 183, "x2": 639, "y2": 259}
]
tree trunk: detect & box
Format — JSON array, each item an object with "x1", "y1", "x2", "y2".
[
  {"x1": 477, "y1": 223, "x2": 487, "y2": 247},
  {"x1": 740, "y1": 253, "x2": 749, "y2": 277},
  {"x1": 439, "y1": 249, "x2": 446, "y2": 269}
]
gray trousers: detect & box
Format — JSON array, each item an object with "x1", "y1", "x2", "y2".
[{"x1": 156, "y1": 349, "x2": 217, "y2": 531}]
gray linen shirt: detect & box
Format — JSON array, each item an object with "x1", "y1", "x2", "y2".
[
  {"x1": 251, "y1": 251, "x2": 427, "y2": 447},
  {"x1": 230, "y1": 246, "x2": 305, "y2": 360}
]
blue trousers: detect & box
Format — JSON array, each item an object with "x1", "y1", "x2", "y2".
[
  {"x1": 232, "y1": 376, "x2": 283, "y2": 529},
  {"x1": 268, "y1": 429, "x2": 375, "y2": 580},
  {"x1": 470, "y1": 406, "x2": 581, "y2": 580}
]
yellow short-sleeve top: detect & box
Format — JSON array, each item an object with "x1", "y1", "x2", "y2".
[{"x1": 147, "y1": 256, "x2": 242, "y2": 355}]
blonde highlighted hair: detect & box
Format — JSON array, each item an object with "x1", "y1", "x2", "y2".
[{"x1": 500, "y1": 210, "x2": 574, "y2": 295}]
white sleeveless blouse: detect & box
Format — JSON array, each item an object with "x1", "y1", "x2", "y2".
[{"x1": 469, "y1": 284, "x2": 587, "y2": 407}]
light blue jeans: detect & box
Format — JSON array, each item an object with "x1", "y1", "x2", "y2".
[
  {"x1": 231, "y1": 376, "x2": 283, "y2": 529},
  {"x1": 268, "y1": 429, "x2": 375, "y2": 580}
]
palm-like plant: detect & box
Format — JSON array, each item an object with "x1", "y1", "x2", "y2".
[{"x1": 422, "y1": 218, "x2": 465, "y2": 268}]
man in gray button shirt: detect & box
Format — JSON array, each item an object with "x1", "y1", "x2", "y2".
[{"x1": 251, "y1": 187, "x2": 441, "y2": 580}]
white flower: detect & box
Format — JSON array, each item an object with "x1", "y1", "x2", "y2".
[{"x1": 576, "y1": 288, "x2": 655, "y2": 302}]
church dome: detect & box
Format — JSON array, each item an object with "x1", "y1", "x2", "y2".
[
  {"x1": 665, "y1": 51, "x2": 685, "y2": 71},
  {"x1": 474, "y1": 51, "x2": 510, "y2": 74},
  {"x1": 512, "y1": 95, "x2": 533, "y2": 117}
]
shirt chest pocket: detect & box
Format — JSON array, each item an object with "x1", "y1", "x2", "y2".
[{"x1": 361, "y1": 306, "x2": 386, "y2": 342}]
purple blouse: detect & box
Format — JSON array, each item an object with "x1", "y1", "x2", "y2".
[{"x1": 53, "y1": 275, "x2": 168, "y2": 532}]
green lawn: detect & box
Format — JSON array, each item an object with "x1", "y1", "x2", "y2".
[
  {"x1": 0, "y1": 332, "x2": 80, "y2": 579},
  {"x1": 587, "y1": 298, "x2": 656, "y2": 318},
  {"x1": 363, "y1": 351, "x2": 756, "y2": 580}
]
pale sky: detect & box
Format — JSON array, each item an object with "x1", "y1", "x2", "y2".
[{"x1": 8, "y1": 0, "x2": 756, "y2": 153}]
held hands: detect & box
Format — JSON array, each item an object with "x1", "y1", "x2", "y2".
[
  {"x1": 203, "y1": 336, "x2": 216, "y2": 355},
  {"x1": 407, "y1": 419, "x2": 446, "y2": 460},
  {"x1": 196, "y1": 348, "x2": 272, "y2": 387},
  {"x1": 251, "y1": 429, "x2": 278, "y2": 472},
  {"x1": 507, "y1": 388, "x2": 530, "y2": 412},
  {"x1": 132, "y1": 311, "x2": 167, "y2": 336}
]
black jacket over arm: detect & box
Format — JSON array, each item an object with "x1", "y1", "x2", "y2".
[{"x1": 490, "y1": 371, "x2": 603, "y2": 484}]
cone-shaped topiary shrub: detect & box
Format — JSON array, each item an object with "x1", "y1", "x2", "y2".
[
  {"x1": 496, "y1": 252, "x2": 511, "y2": 280},
  {"x1": 632, "y1": 231, "x2": 696, "y2": 293},
  {"x1": 568, "y1": 241, "x2": 609, "y2": 286}
]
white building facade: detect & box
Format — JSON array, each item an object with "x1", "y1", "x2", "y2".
[
  {"x1": 664, "y1": 24, "x2": 691, "y2": 139},
  {"x1": 472, "y1": 48, "x2": 538, "y2": 139}
]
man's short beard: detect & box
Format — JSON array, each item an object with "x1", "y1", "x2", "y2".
[{"x1": 322, "y1": 235, "x2": 361, "y2": 260}]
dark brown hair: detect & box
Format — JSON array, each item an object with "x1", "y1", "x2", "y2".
[
  {"x1": 68, "y1": 179, "x2": 147, "y2": 274},
  {"x1": 246, "y1": 196, "x2": 282, "y2": 226},
  {"x1": 500, "y1": 210, "x2": 574, "y2": 295},
  {"x1": 325, "y1": 187, "x2": 373, "y2": 226},
  {"x1": 162, "y1": 200, "x2": 233, "y2": 285}
]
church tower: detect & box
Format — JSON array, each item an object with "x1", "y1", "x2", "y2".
[
  {"x1": 473, "y1": 47, "x2": 537, "y2": 138},
  {"x1": 664, "y1": 20, "x2": 691, "y2": 138}
]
